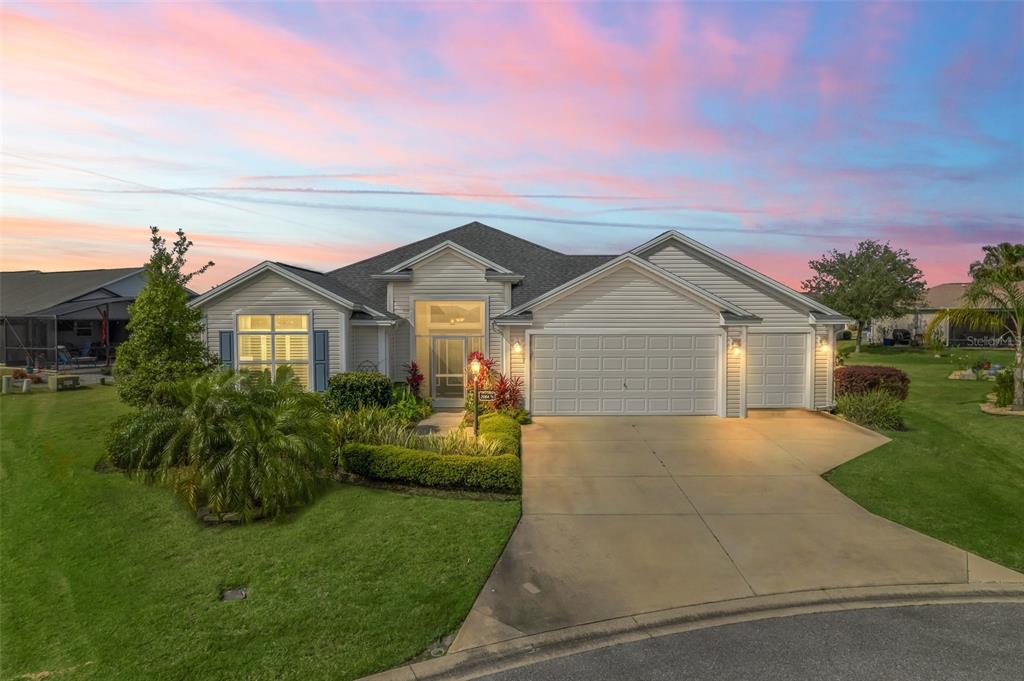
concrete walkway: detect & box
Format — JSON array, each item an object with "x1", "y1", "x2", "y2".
[{"x1": 451, "y1": 411, "x2": 1024, "y2": 652}]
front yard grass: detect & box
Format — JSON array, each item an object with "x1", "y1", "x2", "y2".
[
  {"x1": 826, "y1": 344, "x2": 1023, "y2": 572},
  {"x1": 1, "y1": 386, "x2": 521, "y2": 681}
]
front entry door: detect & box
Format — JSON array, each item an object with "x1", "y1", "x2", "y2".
[{"x1": 432, "y1": 336, "x2": 467, "y2": 407}]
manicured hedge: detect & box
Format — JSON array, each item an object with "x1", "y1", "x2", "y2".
[
  {"x1": 478, "y1": 412, "x2": 522, "y2": 456},
  {"x1": 341, "y1": 444, "x2": 521, "y2": 493},
  {"x1": 324, "y1": 372, "x2": 394, "y2": 412},
  {"x1": 834, "y1": 365, "x2": 910, "y2": 401}
]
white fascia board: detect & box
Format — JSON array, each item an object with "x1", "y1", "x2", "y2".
[
  {"x1": 382, "y1": 240, "x2": 512, "y2": 274},
  {"x1": 350, "y1": 318, "x2": 397, "y2": 327},
  {"x1": 809, "y1": 313, "x2": 853, "y2": 325},
  {"x1": 505, "y1": 254, "x2": 752, "y2": 317},
  {"x1": 189, "y1": 261, "x2": 359, "y2": 311},
  {"x1": 631, "y1": 231, "x2": 846, "y2": 317}
]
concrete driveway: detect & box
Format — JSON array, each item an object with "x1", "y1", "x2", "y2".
[{"x1": 451, "y1": 411, "x2": 1023, "y2": 652}]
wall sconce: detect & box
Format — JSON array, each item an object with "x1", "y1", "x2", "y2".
[
  {"x1": 512, "y1": 339, "x2": 523, "y2": 354},
  {"x1": 729, "y1": 338, "x2": 742, "y2": 356},
  {"x1": 818, "y1": 337, "x2": 831, "y2": 353}
]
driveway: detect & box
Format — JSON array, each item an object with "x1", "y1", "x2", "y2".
[{"x1": 451, "y1": 411, "x2": 1024, "y2": 652}]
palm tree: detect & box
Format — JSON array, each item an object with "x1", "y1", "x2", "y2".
[{"x1": 928, "y1": 242, "x2": 1024, "y2": 411}]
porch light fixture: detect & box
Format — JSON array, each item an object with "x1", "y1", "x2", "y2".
[
  {"x1": 818, "y1": 337, "x2": 831, "y2": 353},
  {"x1": 469, "y1": 358, "x2": 482, "y2": 437},
  {"x1": 470, "y1": 358, "x2": 481, "y2": 376},
  {"x1": 512, "y1": 340, "x2": 523, "y2": 354},
  {"x1": 729, "y1": 338, "x2": 742, "y2": 356}
]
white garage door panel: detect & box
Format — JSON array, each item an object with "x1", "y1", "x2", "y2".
[
  {"x1": 531, "y1": 333, "x2": 719, "y2": 415},
  {"x1": 747, "y1": 333, "x2": 807, "y2": 408}
]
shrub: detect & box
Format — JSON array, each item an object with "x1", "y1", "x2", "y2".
[
  {"x1": 105, "y1": 406, "x2": 184, "y2": 473},
  {"x1": 835, "y1": 389, "x2": 905, "y2": 430},
  {"x1": 492, "y1": 373, "x2": 524, "y2": 411},
  {"x1": 836, "y1": 329, "x2": 852, "y2": 341},
  {"x1": 995, "y1": 369, "x2": 1014, "y2": 408},
  {"x1": 834, "y1": 365, "x2": 910, "y2": 401},
  {"x1": 478, "y1": 412, "x2": 522, "y2": 456},
  {"x1": 340, "y1": 444, "x2": 521, "y2": 493},
  {"x1": 389, "y1": 386, "x2": 432, "y2": 424},
  {"x1": 106, "y1": 367, "x2": 332, "y2": 520},
  {"x1": 324, "y1": 372, "x2": 394, "y2": 412}
]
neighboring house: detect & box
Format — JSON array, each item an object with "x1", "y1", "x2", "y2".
[
  {"x1": 190, "y1": 222, "x2": 850, "y2": 417},
  {"x1": 869, "y1": 283, "x2": 1012, "y2": 348},
  {"x1": 0, "y1": 266, "x2": 146, "y2": 368}
]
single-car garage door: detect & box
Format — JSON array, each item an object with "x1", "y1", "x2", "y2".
[
  {"x1": 530, "y1": 334, "x2": 719, "y2": 415},
  {"x1": 746, "y1": 333, "x2": 807, "y2": 408}
]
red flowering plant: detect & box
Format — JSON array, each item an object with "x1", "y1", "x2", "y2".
[
  {"x1": 402, "y1": 361, "x2": 424, "y2": 397},
  {"x1": 492, "y1": 373, "x2": 524, "y2": 411}
]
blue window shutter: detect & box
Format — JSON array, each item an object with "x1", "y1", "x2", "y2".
[
  {"x1": 219, "y1": 331, "x2": 234, "y2": 367},
  {"x1": 313, "y1": 330, "x2": 328, "y2": 392}
]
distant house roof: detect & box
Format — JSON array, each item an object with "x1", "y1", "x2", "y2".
[
  {"x1": 0, "y1": 267, "x2": 144, "y2": 317},
  {"x1": 923, "y1": 282, "x2": 973, "y2": 309},
  {"x1": 327, "y1": 221, "x2": 616, "y2": 309}
]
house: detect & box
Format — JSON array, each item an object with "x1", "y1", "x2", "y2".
[
  {"x1": 0, "y1": 266, "x2": 147, "y2": 368},
  {"x1": 190, "y1": 222, "x2": 850, "y2": 417},
  {"x1": 869, "y1": 283, "x2": 1012, "y2": 348}
]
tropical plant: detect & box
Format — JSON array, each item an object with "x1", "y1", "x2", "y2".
[
  {"x1": 491, "y1": 373, "x2": 524, "y2": 411},
  {"x1": 926, "y1": 242, "x2": 1024, "y2": 411},
  {"x1": 402, "y1": 361, "x2": 425, "y2": 397},
  {"x1": 994, "y1": 369, "x2": 1014, "y2": 408},
  {"x1": 330, "y1": 406, "x2": 505, "y2": 457},
  {"x1": 389, "y1": 386, "x2": 432, "y2": 424},
  {"x1": 803, "y1": 241, "x2": 927, "y2": 352},
  {"x1": 114, "y1": 226, "x2": 215, "y2": 406},
  {"x1": 106, "y1": 367, "x2": 332, "y2": 520}
]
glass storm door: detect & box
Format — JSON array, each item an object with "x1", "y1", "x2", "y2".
[{"x1": 432, "y1": 337, "x2": 467, "y2": 405}]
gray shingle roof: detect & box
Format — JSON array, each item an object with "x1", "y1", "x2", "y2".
[
  {"x1": 272, "y1": 262, "x2": 398, "y2": 318},
  {"x1": 1, "y1": 267, "x2": 143, "y2": 317},
  {"x1": 326, "y1": 222, "x2": 616, "y2": 309}
]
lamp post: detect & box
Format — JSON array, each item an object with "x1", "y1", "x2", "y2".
[{"x1": 470, "y1": 358, "x2": 481, "y2": 437}]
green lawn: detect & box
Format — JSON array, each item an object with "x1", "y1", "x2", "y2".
[
  {"x1": 826, "y1": 344, "x2": 1023, "y2": 572},
  {"x1": 0, "y1": 387, "x2": 520, "y2": 681}
]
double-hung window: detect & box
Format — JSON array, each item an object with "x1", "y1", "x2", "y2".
[{"x1": 237, "y1": 314, "x2": 311, "y2": 389}]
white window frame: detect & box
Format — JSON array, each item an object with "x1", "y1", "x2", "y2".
[{"x1": 235, "y1": 311, "x2": 314, "y2": 387}]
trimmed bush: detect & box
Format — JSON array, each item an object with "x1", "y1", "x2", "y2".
[
  {"x1": 478, "y1": 412, "x2": 522, "y2": 456},
  {"x1": 834, "y1": 365, "x2": 910, "y2": 401},
  {"x1": 324, "y1": 372, "x2": 394, "y2": 412},
  {"x1": 835, "y1": 389, "x2": 905, "y2": 431},
  {"x1": 341, "y1": 443, "x2": 521, "y2": 493}
]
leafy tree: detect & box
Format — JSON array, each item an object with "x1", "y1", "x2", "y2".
[
  {"x1": 926, "y1": 242, "x2": 1024, "y2": 411},
  {"x1": 803, "y1": 241, "x2": 927, "y2": 352},
  {"x1": 114, "y1": 227, "x2": 214, "y2": 406}
]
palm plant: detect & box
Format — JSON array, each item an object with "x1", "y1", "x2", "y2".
[
  {"x1": 181, "y1": 367, "x2": 332, "y2": 520},
  {"x1": 927, "y1": 242, "x2": 1024, "y2": 410}
]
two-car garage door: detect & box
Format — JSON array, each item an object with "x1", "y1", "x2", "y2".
[{"x1": 530, "y1": 334, "x2": 718, "y2": 415}]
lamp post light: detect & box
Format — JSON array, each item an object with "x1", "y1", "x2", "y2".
[{"x1": 470, "y1": 358, "x2": 481, "y2": 437}]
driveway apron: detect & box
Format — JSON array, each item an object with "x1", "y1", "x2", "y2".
[{"x1": 450, "y1": 411, "x2": 1024, "y2": 652}]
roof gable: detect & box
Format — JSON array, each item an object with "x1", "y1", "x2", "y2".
[
  {"x1": 382, "y1": 240, "x2": 513, "y2": 274},
  {"x1": 632, "y1": 231, "x2": 842, "y2": 316},
  {"x1": 507, "y1": 254, "x2": 753, "y2": 318}
]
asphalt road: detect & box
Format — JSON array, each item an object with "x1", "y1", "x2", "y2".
[{"x1": 479, "y1": 603, "x2": 1024, "y2": 681}]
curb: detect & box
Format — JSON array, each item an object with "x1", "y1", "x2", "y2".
[{"x1": 361, "y1": 583, "x2": 1024, "y2": 681}]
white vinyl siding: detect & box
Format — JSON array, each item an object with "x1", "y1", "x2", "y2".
[
  {"x1": 814, "y1": 326, "x2": 833, "y2": 408},
  {"x1": 726, "y1": 327, "x2": 743, "y2": 417},
  {"x1": 351, "y1": 326, "x2": 381, "y2": 372},
  {"x1": 202, "y1": 271, "x2": 345, "y2": 375},
  {"x1": 747, "y1": 333, "x2": 808, "y2": 408},
  {"x1": 646, "y1": 244, "x2": 809, "y2": 328},
  {"x1": 529, "y1": 264, "x2": 721, "y2": 329},
  {"x1": 531, "y1": 333, "x2": 719, "y2": 415},
  {"x1": 390, "y1": 250, "x2": 507, "y2": 373}
]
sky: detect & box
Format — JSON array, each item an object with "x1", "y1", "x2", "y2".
[{"x1": 2, "y1": 1, "x2": 1022, "y2": 292}]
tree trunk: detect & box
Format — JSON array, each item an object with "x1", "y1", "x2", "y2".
[
  {"x1": 1014, "y1": 333, "x2": 1023, "y2": 412},
  {"x1": 855, "y1": 322, "x2": 863, "y2": 353}
]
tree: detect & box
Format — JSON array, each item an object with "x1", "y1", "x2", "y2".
[
  {"x1": 926, "y1": 242, "x2": 1024, "y2": 411},
  {"x1": 114, "y1": 227, "x2": 215, "y2": 406},
  {"x1": 803, "y1": 241, "x2": 927, "y2": 352}
]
